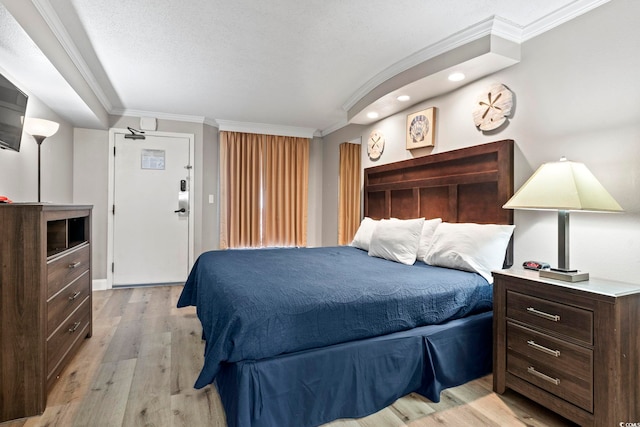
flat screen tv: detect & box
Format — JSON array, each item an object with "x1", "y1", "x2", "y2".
[{"x1": 0, "y1": 72, "x2": 28, "y2": 152}]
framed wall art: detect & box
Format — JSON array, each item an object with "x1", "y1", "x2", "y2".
[
  {"x1": 406, "y1": 107, "x2": 435, "y2": 150},
  {"x1": 472, "y1": 83, "x2": 513, "y2": 132}
]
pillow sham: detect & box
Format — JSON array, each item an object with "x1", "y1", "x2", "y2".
[
  {"x1": 368, "y1": 218, "x2": 425, "y2": 265},
  {"x1": 416, "y1": 218, "x2": 443, "y2": 261},
  {"x1": 350, "y1": 217, "x2": 377, "y2": 251},
  {"x1": 423, "y1": 222, "x2": 515, "y2": 283}
]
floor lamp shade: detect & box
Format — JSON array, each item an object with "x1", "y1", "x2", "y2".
[
  {"x1": 503, "y1": 157, "x2": 623, "y2": 282},
  {"x1": 24, "y1": 118, "x2": 60, "y2": 202},
  {"x1": 24, "y1": 118, "x2": 60, "y2": 139}
]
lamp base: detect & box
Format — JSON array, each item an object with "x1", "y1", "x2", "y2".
[{"x1": 539, "y1": 269, "x2": 589, "y2": 282}]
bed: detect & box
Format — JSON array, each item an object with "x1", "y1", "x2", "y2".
[{"x1": 177, "y1": 139, "x2": 514, "y2": 427}]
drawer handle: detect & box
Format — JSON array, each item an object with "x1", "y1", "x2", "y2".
[
  {"x1": 68, "y1": 321, "x2": 81, "y2": 333},
  {"x1": 527, "y1": 366, "x2": 560, "y2": 385},
  {"x1": 68, "y1": 261, "x2": 81, "y2": 269},
  {"x1": 527, "y1": 340, "x2": 561, "y2": 357},
  {"x1": 526, "y1": 307, "x2": 560, "y2": 322},
  {"x1": 68, "y1": 291, "x2": 82, "y2": 301}
]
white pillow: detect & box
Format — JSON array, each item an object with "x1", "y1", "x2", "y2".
[
  {"x1": 350, "y1": 217, "x2": 378, "y2": 251},
  {"x1": 423, "y1": 222, "x2": 515, "y2": 283},
  {"x1": 368, "y1": 218, "x2": 425, "y2": 265},
  {"x1": 416, "y1": 218, "x2": 443, "y2": 262}
]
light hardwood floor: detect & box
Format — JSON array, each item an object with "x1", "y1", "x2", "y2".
[{"x1": 2, "y1": 286, "x2": 576, "y2": 427}]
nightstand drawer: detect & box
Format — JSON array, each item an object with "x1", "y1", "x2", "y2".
[
  {"x1": 507, "y1": 322, "x2": 592, "y2": 380},
  {"x1": 47, "y1": 243, "x2": 90, "y2": 299},
  {"x1": 508, "y1": 350, "x2": 593, "y2": 412},
  {"x1": 46, "y1": 270, "x2": 91, "y2": 338},
  {"x1": 507, "y1": 290, "x2": 593, "y2": 345}
]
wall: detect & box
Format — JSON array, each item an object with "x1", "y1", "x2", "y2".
[
  {"x1": 0, "y1": 74, "x2": 73, "y2": 203},
  {"x1": 321, "y1": 0, "x2": 640, "y2": 283},
  {"x1": 73, "y1": 128, "x2": 109, "y2": 282},
  {"x1": 201, "y1": 123, "x2": 219, "y2": 252}
]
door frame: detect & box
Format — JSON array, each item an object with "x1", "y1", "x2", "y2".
[{"x1": 106, "y1": 128, "x2": 196, "y2": 289}]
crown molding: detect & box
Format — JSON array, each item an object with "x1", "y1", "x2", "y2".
[
  {"x1": 522, "y1": 0, "x2": 610, "y2": 41},
  {"x1": 490, "y1": 15, "x2": 524, "y2": 42},
  {"x1": 320, "y1": 118, "x2": 351, "y2": 137},
  {"x1": 32, "y1": 0, "x2": 113, "y2": 112},
  {"x1": 111, "y1": 108, "x2": 206, "y2": 124},
  {"x1": 216, "y1": 120, "x2": 317, "y2": 139},
  {"x1": 203, "y1": 117, "x2": 219, "y2": 128}
]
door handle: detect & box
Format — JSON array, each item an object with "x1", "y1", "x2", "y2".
[{"x1": 176, "y1": 179, "x2": 189, "y2": 216}]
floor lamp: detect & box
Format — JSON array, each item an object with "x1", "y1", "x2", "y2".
[
  {"x1": 24, "y1": 118, "x2": 59, "y2": 202},
  {"x1": 503, "y1": 157, "x2": 623, "y2": 282}
]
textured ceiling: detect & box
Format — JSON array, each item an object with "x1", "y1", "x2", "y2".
[{"x1": 0, "y1": 0, "x2": 607, "y2": 134}]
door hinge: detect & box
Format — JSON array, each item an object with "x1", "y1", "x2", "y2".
[
  {"x1": 111, "y1": 262, "x2": 114, "y2": 273},
  {"x1": 112, "y1": 204, "x2": 115, "y2": 215},
  {"x1": 113, "y1": 146, "x2": 116, "y2": 156}
]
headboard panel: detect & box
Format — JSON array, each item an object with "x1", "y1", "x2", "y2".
[{"x1": 364, "y1": 140, "x2": 514, "y2": 264}]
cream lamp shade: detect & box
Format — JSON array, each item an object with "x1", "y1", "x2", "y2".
[
  {"x1": 503, "y1": 158, "x2": 623, "y2": 213},
  {"x1": 23, "y1": 118, "x2": 60, "y2": 202},
  {"x1": 24, "y1": 118, "x2": 59, "y2": 139},
  {"x1": 503, "y1": 157, "x2": 622, "y2": 282}
]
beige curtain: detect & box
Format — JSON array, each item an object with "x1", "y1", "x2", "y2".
[
  {"x1": 220, "y1": 131, "x2": 309, "y2": 249},
  {"x1": 219, "y1": 131, "x2": 264, "y2": 249},
  {"x1": 263, "y1": 136, "x2": 309, "y2": 247},
  {"x1": 338, "y1": 142, "x2": 361, "y2": 245}
]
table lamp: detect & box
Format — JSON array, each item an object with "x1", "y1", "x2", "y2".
[
  {"x1": 503, "y1": 157, "x2": 623, "y2": 282},
  {"x1": 24, "y1": 118, "x2": 59, "y2": 202}
]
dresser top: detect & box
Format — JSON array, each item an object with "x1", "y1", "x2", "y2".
[
  {"x1": 493, "y1": 268, "x2": 640, "y2": 298},
  {"x1": 0, "y1": 203, "x2": 93, "y2": 210}
]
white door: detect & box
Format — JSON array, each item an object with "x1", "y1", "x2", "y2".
[{"x1": 112, "y1": 133, "x2": 191, "y2": 286}]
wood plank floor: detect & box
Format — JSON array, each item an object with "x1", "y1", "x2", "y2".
[{"x1": 1, "y1": 286, "x2": 577, "y2": 427}]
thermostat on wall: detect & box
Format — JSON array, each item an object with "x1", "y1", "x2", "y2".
[{"x1": 140, "y1": 117, "x2": 157, "y2": 131}]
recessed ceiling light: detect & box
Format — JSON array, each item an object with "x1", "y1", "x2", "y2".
[
  {"x1": 397, "y1": 95, "x2": 410, "y2": 102},
  {"x1": 367, "y1": 112, "x2": 379, "y2": 119},
  {"x1": 448, "y1": 72, "x2": 465, "y2": 82}
]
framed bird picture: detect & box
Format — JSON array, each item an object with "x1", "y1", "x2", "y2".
[{"x1": 406, "y1": 107, "x2": 435, "y2": 150}]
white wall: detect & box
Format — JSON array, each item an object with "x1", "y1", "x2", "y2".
[
  {"x1": 73, "y1": 128, "x2": 109, "y2": 281},
  {"x1": 322, "y1": 0, "x2": 640, "y2": 284},
  {"x1": 0, "y1": 74, "x2": 73, "y2": 203},
  {"x1": 201, "y1": 123, "x2": 219, "y2": 253}
]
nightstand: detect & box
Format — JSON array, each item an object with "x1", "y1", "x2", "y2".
[{"x1": 493, "y1": 269, "x2": 640, "y2": 426}]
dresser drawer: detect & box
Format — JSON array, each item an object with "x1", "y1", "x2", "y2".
[
  {"x1": 46, "y1": 270, "x2": 91, "y2": 338},
  {"x1": 508, "y1": 350, "x2": 593, "y2": 412},
  {"x1": 46, "y1": 299, "x2": 91, "y2": 380},
  {"x1": 507, "y1": 321, "x2": 592, "y2": 381},
  {"x1": 506, "y1": 290, "x2": 593, "y2": 345},
  {"x1": 47, "y1": 244, "x2": 90, "y2": 299}
]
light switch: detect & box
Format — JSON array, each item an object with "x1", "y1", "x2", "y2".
[{"x1": 208, "y1": 194, "x2": 214, "y2": 204}]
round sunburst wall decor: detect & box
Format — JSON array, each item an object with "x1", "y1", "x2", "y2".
[{"x1": 472, "y1": 83, "x2": 513, "y2": 131}]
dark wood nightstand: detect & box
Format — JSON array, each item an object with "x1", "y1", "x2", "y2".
[{"x1": 493, "y1": 269, "x2": 640, "y2": 426}]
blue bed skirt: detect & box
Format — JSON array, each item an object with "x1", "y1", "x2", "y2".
[{"x1": 216, "y1": 310, "x2": 493, "y2": 427}]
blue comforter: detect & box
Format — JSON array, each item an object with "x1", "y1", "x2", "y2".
[{"x1": 177, "y1": 246, "x2": 492, "y2": 389}]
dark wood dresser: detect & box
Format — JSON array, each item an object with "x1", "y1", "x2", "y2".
[
  {"x1": 0, "y1": 204, "x2": 92, "y2": 422},
  {"x1": 493, "y1": 269, "x2": 640, "y2": 426}
]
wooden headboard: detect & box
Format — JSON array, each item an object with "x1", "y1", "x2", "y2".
[{"x1": 364, "y1": 139, "x2": 514, "y2": 265}]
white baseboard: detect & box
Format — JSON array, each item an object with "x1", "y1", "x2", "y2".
[{"x1": 92, "y1": 279, "x2": 108, "y2": 291}]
